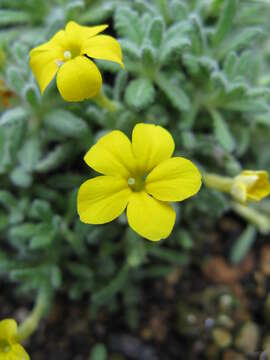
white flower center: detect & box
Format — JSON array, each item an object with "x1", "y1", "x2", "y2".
[
  {"x1": 128, "y1": 177, "x2": 136, "y2": 186},
  {"x1": 63, "y1": 50, "x2": 72, "y2": 60},
  {"x1": 55, "y1": 59, "x2": 64, "y2": 67}
]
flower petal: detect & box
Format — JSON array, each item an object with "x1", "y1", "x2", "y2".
[
  {"x1": 56, "y1": 56, "x2": 102, "y2": 101},
  {"x1": 77, "y1": 176, "x2": 131, "y2": 224},
  {"x1": 10, "y1": 344, "x2": 30, "y2": 360},
  {"x1": 29, "y1": 48, "x2": 61, "y2": 94},
  {"x1": 0, "y1": 319, "x2": 17, "y2": 340},
  {"x1": 84, "y1": 130, "x2": 137, "y2": 178},
  {"x1": 245, "y1": 171, "x2": 270, "y2": 200},
  {"x1": 65, "y1": 21, "x2": 108, "y2": 43},
  {"x1": 30, "y1": 30, "x2": 67, "y2": 53},
  {"x1": 145, "y1": 157, "x2": 202, "y2": 201},
  {"x1": 132, "y1": 123, "x2": 175, "y2": 174},
  {"x1": 126, "y1": 191, "x2": 176, "y2": 241},
  {"x1": 82, "y1": 35, "x2": 124, "y2": 68}
]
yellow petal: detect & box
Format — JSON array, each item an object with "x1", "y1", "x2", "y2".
[
  {"x1": 0, "y1": 319, "x2": 17, "y2": 340},
  {"x1": 10, "y1": 344, "x2": 30, "y2": 360},
  {"x1": 30, "y1": 30, "x2": 68, "y2": 53},
  {"x1": 231, "y1": 182, "x2": 247, "y2": 202},
  {"x1": 132, "y1": 123, "x2": 175, "y2": 174},
  {"x1": 126, "y1": 191, "x2": 176, "y2": 241},
  {"x1": 65, "y1": 21, "x2": 108, "y2": 43},
  {"x1": 244, "y1": 170, "x2": 270, "y2": 201},
  {"x1": 56, "y1": 56, "x2": 102, "y2": 101},
  {"x1": 145, "y1": 157, "x2": 202, "y2": 201},
  {"x1": 77, "y1": 176, "x2": 131, "y2": 224},
  {"x1": 84, "y1": 130, "x2": 137, "y2": 178},
  {"x1": 29, "y1": 48, "x2": 60, "y2": 94},
  {"x1": 82, "y1": 35, "x2": 124, "y2": 68}
]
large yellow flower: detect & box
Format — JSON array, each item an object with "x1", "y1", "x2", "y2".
[
  {"x1": 77, "y1": 123, "x2": 201, "y2": 241},
  {"x1": 29, "y1": 21, "x2": 123, "y2": 102},
  {"x1": 0, "y1": 319, "x2": 29, "y2": 360},
  {"x1": 231, "y1": 170, "x2": 270, "y2": 203}
]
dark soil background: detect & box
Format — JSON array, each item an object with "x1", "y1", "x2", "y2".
[{"x1": 1, "y1": 215, "x2": 270, "y2": 360}]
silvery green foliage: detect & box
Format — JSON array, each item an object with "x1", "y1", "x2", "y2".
[{"x1": 0, "y1": 0, "x2": 270, "y2": 316}]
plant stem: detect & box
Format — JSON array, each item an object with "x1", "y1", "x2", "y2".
[
  {"x1": 93, "y1": 91, "x2": 118, "y2": 112},
  {"x1": 17, "y1": 289, "x2": 49, "y2": 342},
  {"x1": 232, "y1": 202, "x2": 270, "y2": 234},
  {"x1": 203, "y1": 173, "x2": 233, "y2": 193}
]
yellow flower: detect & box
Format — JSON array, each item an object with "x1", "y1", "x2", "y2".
[
  {"x1": 29, "y1": 21, "x2": 123, "y2": 102},
  {"x1": 231, "y1": 170, "x2": 270, "y2": 203},
  {"x1": 0, "y1": 319, "x2": 29, "y2": 360},
  {"x1": 77, "y1": 123, "x2": 201, "y2": 241}
]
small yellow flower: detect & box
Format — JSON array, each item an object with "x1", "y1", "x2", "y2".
[
  {"x1": 231, "y1": 170, "x2": 270, "y2": 203},
  {"x1": 77, "y1": 123, "x2": 201, "y2": 241},
  {"x1": 0, "y1": 319, "x2": 29, "y2": 360},
  {"x1": 29, "y1": 21, "x2": 123, "y2": 102}
]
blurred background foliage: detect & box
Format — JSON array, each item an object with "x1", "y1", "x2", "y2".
[{"x1": 1, "y1": 0, "x2": 270, "y2": 357}]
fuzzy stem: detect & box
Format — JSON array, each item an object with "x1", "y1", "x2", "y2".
[
  {"x1": 232, "y1": 202, "x2": 270, "y2": 234},
  {"x1": 17, "y1": 289, "x2": 49, "y2": 342},
  {"x1": 93, "y1": 91, "x2": 118, "y2": 112},
  {"x1": 203, "y1": 173, "x2": 233, "y2": 193}
]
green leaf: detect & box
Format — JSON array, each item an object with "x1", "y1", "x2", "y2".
[
  {"x1": 211, "y1": 109, "x2": 235, "y2": 152},
  {"x1": 23, "y1": 83, "x2": 40, "y2": 107},
  {"x1": 10, "y1": 166, "x2": 32, "y2": 188},
  {"x1": 148, "y1": 17, "x2": 164, "y2": 48},
  {"x1": 18, "y1": 136, "x2": 41, "y2": 172},
  {"x1": 90, "y1": 344, "x2": 107, "y2": 360},
  {"x1": 114, "y1": 71, "x2": 128, "y2": 101},
  {"x1": 217, "y1": 27, "x2": 263, "y2": 59},
  {"x1": 224, "y1": 51, "x2": 237, "y2": 79},
  {"x1": 29, "y1": 199, "x2": 52, "y2": 222},
  {"x1": 230, "y1": 225, "x2": 256, "y2": 264},
  {"x1": 6, "y1": 66, "x2": 25, "y2": 93},
  {"x1": 35, "y1": 143, "x2": 74, "y2": 173},
  {"x1": 67, "y1": 262, "x2": 94, "y2": 279},
  {"x1": 190, "y1": 14, "x2": 206, "y2": 54},
  {"x1": 114, "y1": 7, "x2": 142, "y2": 44},
  {"x1": 0, "y1": 10, "x2": 30, "y2": 25},
  {"x1": 0, "y1": 107, "x2": 28, "y2": 127},
  {"x1": 79, "y1": 1, "x2": 114, "y2": 23},
  {"x1": 9, "y1": 223, "x2": 36, "y2": 239},
  {"x1": 125, "y1": 229, "x2": 146, "y2": 267},
  {"x1": 169, "y1": 0, "x2": 189, "y2": 21},
  {"x1": 0, "y1": 191, "x2": 16, "y2": 210},
  {"x1": 44, "y1": 109, "x2": 89, "y2": 138},
  {"x1": 223, "y1": 98, "x2": 268, "y2": 112},
  {"x1": 147, "y1": 245, "x2": 189, "y2": 265},
  {"x1": 0, "y1": 212, "x2": 9, "y2": 231},
  {"x1": 141, "y1": 45, "x2": 157, "y2": 68},
  {"x1": 92, "y1": 264, "x2": 129, "y2": 304},
  {"x1": 160, "y1": 37, "x2": 190, "y2": 64},
  {"x1": 213, "y1": 0, "x2": 237, "y2": 45},
  {"x1": 156, "y1": 72, "x2": 190, "y2": 112},
  {"x1": 255, "y1": 113, "x2": 270, "y2": 126},
  {"x1": 119, "y1": 39, "x2": 140, "y2": 61},
  {"x1": 125, "y1": 78, "x2": 155, "y2": 110},
  {"x1": 30, "y1": 223, "x2": 56, "y2": 249}
]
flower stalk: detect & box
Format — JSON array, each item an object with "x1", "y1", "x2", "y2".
[
  {"x1": 203, "y1": 173, "x2": 233, "y2": 193},
  {"x1": 232, "y1": 202, "x2": 270, "y2": 234},
  {"x1": 93, "y1": 91, "x2": 118, "y2": 112},
  {"x1": 17, "y1": 289, "x2": 49, "y2": 342}
]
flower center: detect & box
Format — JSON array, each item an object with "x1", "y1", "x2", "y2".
[
  {"x1": 128, "y1": 177, "x2": 145, "y2": 192},
  {"x1": 63, "y1": 50, "x2": 71, "y2": 60},
  {"x1": 0, "y1": 339, "x2": 11, "y2": 353}
]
